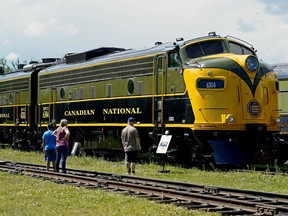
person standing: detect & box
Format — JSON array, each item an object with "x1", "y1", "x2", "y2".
[
  {"x1": 42, "y1": 123, "x2": 57, "y2": 172},
  {"x1": 121, "y1": 117, "x2": 141, "y2": 175},
  {"x1": 53, "y1": 119, "x2": 70, "y2": 173}
]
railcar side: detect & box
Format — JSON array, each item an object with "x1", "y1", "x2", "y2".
[
  {"x1": 275, "y1": 63, "x2": 288, "y2": 138},
  {"x1": 37, "y1": 47, "x2": 191, "y2": 158},
  {"x1": 0, "y1": 69, "x2": 35, "y2": 148}
]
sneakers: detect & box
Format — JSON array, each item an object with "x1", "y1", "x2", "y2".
[{"x1": 126, "y1": 170, "x2": 136, "y2": 175}]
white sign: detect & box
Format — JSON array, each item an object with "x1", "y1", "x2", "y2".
[{"x1": 156, "y1": 135, "x2": 172, "y2": 154}]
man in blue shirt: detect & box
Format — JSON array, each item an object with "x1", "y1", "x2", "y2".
[{"x1": 42, "y1": 123, "x2": 57, "y2": 171}]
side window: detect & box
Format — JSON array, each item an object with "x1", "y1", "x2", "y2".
[
  {"x1": 79, "y1": 87, "x2": 84, "y2": 100},
  {"x1": 157, "y1": 57, "x2": 163, "y2": 70},
  {"x1": 9, "y1": 94, "x2": 13, "y2": 104},
  {"x1": 72, "y1": 88, "x2": 77, "y2": 100},
  {"x1": 107, "y1": 84, "x2": 112, "y2": 97},
  {"x1": 3, "y1": 96, "x2": 7, "y2": 105},
  {"x1": 137, "y1": 81, "x2": 143, "y2": 96},
  {"x1": 168, "y1": 53, "x2": 180, "y2": 68},
  {"x1": 90, "y1": 86, "x2": 95, "y2": 98}
]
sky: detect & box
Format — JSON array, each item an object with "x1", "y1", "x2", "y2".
[{"x1": 1, "y1": 0, "x2": 288, "y2": 66}]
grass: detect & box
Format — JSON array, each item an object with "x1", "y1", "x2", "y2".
[{"x1": 1, "y1": 148, "x2": 288, "y2": 216}]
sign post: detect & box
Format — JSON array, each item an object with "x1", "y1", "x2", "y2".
[{"x1": 156, "y1": 134, "x2": 172, "y2": 173}]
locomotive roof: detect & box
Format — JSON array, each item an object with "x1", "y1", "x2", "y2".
[
  {"x1": 41, "y1": 34, "x2": 233, "y2": 73},
  {"x1": 0, "y1": 70, "x2": 31, "y2": 81},
  {"x1": 37, "y1": 33, "x2": 254, "y2": 74},
  {"x1": 42, "y1": 41, "x2": 183, "y2": 73},
  {"x1": 274, "y1": 63, "x2": 288, "y2": 80}
]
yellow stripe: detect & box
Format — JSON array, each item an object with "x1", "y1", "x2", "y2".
[
  {"x1": 0, "y1": 124, "x2": 15, "y2": 126},
  {"x1": 0, "y1": 104, "x2": 30, "y2": 108},
  {"x1": 0, "y1": 124, "x2": 30, "y2": 126},
  {"x1": 39, "y1": 91, "x2": 187, "y2": 105}
]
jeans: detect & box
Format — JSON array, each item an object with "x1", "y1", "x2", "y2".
[{"x1": 56, "y1": 145, "x2": 69, "y2": 173}]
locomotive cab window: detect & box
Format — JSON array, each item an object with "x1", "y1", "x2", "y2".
[
  {"x1": 229, "y1": 42, "x2": 255, "y2": 55},
  {"x1": 168, "y1": 53, "x2": 180, "y2": 68}
]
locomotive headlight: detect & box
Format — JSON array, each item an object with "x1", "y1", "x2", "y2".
[
  {"x1": 226, "y1": 115, "x2": 234, "y2": 123},
  {"x1": 245, "y1": 55, "x2": 259, "y2": 72}
]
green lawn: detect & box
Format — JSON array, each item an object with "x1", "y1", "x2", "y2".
[{"x1": 1, "y1": 148, "x2": 288, "y2": 216}]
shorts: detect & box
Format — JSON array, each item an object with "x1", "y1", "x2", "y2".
[
  {"x1": 125, "y1": 151, "x2": 138, "y2": 163},
  {"x1": 45, "y1": 149, "x2": 57, "y2": 162}
]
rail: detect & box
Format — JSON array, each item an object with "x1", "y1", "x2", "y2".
[{"x1": 1, "y1": 161, "x2": 288, "y2": 215}]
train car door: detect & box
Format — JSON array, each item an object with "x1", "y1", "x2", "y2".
[
  {"x1": 49, "y1": 88, "x2": 57, "y2": 122},
  {"x1": 153, "y1": 54, "x2": 167, "y2": 128},
  {"x1": 14, "y1": 92, "x2": 21, "y2": 142},
  {"x1": 14, "y1": 92, "x2": 20, "y2": 124}
]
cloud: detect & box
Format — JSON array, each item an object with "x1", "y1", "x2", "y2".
[
  {"x1": 258, "y1": 0, "x2": 288, "y2": 15},
  {"x1": 24, "y1": 19, "x2": 78, "y2": 37},
  {"x1": 2, "y1": 40, "x2": 11, "y2": 46},
  {"x1": 5, "y1": 52, "x2": 19, "y2": 61},
  {"x1": 237, "y1": 19, "x2": 257, "y2": 32},
  {"x1": 24, "y1": 20, "x2": 45, "y2": 36}
]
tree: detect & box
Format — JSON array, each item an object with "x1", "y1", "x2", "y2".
[
  {"x1": 0, "y1": 57, "x2": 12, "y2": 73},
  {"x1": 0, "y1": 57, "x2": 28, "y2": 73}
]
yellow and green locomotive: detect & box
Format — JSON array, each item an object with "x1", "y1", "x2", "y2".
[{"x1": 1, "y1": 32, "x2": 287, "y2": 165}]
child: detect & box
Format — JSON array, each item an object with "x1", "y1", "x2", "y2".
[{"x1": 42, "y1": 123, "x2": 57, "y2": 171}]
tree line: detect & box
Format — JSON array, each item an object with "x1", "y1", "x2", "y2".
[{"x1": 0, "y1": 57, "x2": 27, "y2": 74}]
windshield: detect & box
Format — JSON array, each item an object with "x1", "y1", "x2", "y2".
[{"x1": 185, "y1": 40, "x2": 224, "y2": 59}]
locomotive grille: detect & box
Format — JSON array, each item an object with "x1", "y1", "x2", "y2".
[
  {"x1": 39, "y1": 57, "x2": 154, "y2": 89},
  {"x1": 0, "y1": 78, "x2": 29, "y2": 92}
]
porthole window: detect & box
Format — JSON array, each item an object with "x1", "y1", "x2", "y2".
[
  {"x1": 60, "y1": 88, "x2": 65, "y2": 100},
  {"x1": 127, "y1": 79, "x2": 134, "y2": 95}
]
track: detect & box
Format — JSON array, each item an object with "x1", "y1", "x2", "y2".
[{"x1": 1, "y1": 161, "x2": 288, "y2": 215}]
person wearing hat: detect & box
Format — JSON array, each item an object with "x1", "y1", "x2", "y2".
[{"x1": 121, "y1": 117, "x2": 141, "y2": 175}]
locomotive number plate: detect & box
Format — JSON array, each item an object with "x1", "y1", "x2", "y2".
[{"x1": 197, "y1": 79, "x2": 224, "y2": 89}]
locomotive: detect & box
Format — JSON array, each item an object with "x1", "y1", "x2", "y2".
[
  {"x1": 274, "y1": 64, "x2": 288, "y2": 142},
  {"x1": 1, "y1": 32, "x2": 288, "y2": 165}
]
